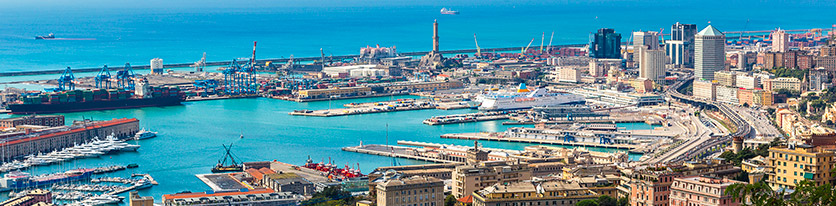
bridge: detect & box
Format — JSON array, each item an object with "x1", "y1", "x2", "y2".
[
  {"x1": 643, "y1": 76, "x2": 751, "y2": 164},
  {"x1": 0, "y1": 44, "x2": 586, "y2": 77}
]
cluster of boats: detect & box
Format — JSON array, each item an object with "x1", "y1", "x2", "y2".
[
  {"x1": 53, "y1": 183, "x2": 128, "y2": 192},
  {"x1": 66, "y1": 194, "x2": 124, "y2": 206},
  {"x1": 0, "y1": 135, "x2": 140, "y2": 173}
]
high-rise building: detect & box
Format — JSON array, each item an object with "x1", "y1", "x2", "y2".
[
  {"x1": 633, "y1": 31, "x2": 661, "y2": 50},
  {"x1": 640, "y1": 48, "x2": 667, "y2": 84},
  {"x1": 772, "y1": 29, "x2": 790, "y2": 52},
  {"x1": 589, "y1": 28, "x2": 622, "y2": 59},
  {"x1": 667, "y1": 23, "x2": 697, "y2": 68},
  {"x1": 695, "y1": 25, "x2": 726, "y2": 81},
  {"x1": 150, "y1": 58, "x2": 164, "y2": 74}
]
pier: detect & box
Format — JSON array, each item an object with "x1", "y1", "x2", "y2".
[
  {"x1": 341, "y1": 144, "x2": 457, "y2": 163},
  {"x1": 440, "y1": 132, "x2": 639, "y2": 150},
  {"x1": 423, "y1": 112, "x2": 510, "y2": 125},
  {"x1": 290, "y1": 98, "x2": 470, "y2": 117}
]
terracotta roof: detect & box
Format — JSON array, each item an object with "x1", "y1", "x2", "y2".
[
  {"x1": 0, "y1": 118, "x2": 138, "y2": 147},
  {"x1": 246, "y1": 168, "x2": 264, "y2": 180},
  {"x1": 457, "y1": 195, "x2": 473, "y2": 203},
  {"x1": 259, "y1": 168, "x2": 276, "y2": 175}
]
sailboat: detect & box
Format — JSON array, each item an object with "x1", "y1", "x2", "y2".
[{"x1": 211, "y1": 143, "x2": 243, "y2": 173}]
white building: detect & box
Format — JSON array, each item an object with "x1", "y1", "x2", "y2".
[
  {"x1": 558, "y1": 67, "x2": 582, "y2": 83},
  {"x1": 693, "y1": 80, "x2": 717, "y2": 101},
  {"x1": 736, "y1": 74, "x2": 760, "y2": 90},
  {"x1": 772, "y1": 29, "x2": 790, "y2": 52},
  {"x1": 716, "y1": 86, "x2": 739, "y2": 105},
  {"x1": 322, "y1": 65, "x2": 387, "y2": 78},
  {"x1": 150, "y1": 58, "x2": 164, "y2": 74},
  {"x1": 640, "y1": 48, "x2": 666, "y2": 84},
  {"x1": 633, "y1": 31, "x2": 661, "y2": 50},
  {"x1": 695, "y1": 25, "x2": 725, "y2": 81}
]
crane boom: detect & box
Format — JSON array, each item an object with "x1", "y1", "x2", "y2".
[
  {"x1": 522, "y1": 38, "x2": 535, "y2": 54},
  {"x1": 547, "y1": 31, "x2": 554, "y2": 54},
  {"x1": 540, "y1": 32, "x2": 545, "y2": 53},
  {"x1": 474, "y1": 33, "x2": 481, "y2": 57}
]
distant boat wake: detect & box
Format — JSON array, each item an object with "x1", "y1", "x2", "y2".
[{"x1": 45, "y1": 38, "x2": 97, "y2": 40}]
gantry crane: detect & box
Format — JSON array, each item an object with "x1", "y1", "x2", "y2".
[
  {"x1": 95, "y1": 65, "x2": 112, "y2": 89},
  {"x1": 116, "y1": 63, "x2": 136, "y2": 90},
  {"x1": 57, "y1": 66, "x2": 75, "y2": 91}
]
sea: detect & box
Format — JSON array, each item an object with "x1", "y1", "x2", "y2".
[{"x1": 0, "y1": 0, "x2": 833, "y2": 203}]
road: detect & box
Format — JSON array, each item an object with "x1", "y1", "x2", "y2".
[{"x1": 730, "y1": 105, "x2": 781, "y2": 139}]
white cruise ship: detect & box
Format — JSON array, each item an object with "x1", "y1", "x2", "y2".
[{"x1": 477, "y1": 83, "x2": 585, "y2": 111}]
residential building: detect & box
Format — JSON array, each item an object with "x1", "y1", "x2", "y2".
[
  {"x1": 452, "y1": 161, "x2": 532, "y2": 198},
  {"x1": 629, "y1": 78, "x2": 654, "y2": 93},
  {"x1": 766, "y1": 145, "x2": 836, "y2": 191},
  {"x1": 735, "y1": 74, "x2": 760, "y2": 90},
  {"x1": 695, "y1": 25, "x2": 726, "y2": 81},
  {"x1": 0, "y1": 115, "x2": 64, "y2": 129},
  {"x1": 693, "y1": 80, "x2": 717, "y2": 101},
  {"x1": 763, "y1": 77, "x2": 801, "y2": 92},
  {"x1": 634, "y1": 31, "x2": 661, "y2": 50},
  {"x1": 640, "y1": 48, "x2": 667, "y2": 84},
  {"x1": 762, "y1": 52, "x2": 784, "y2": 69},
  {"x1": 590, "y1": 28, "x2": 622, "y2": 59},
  {"x1": 817, "y1": 56, "x2": 836, "y2": 71},
  {"x1": 629, "y1": 169, "x2": 682, "y2": 206},
  {"x1": 0, "y1": 189, "x2": 53, "y2": 206},
  {"x1": 376, "y1": 176, "x2": 444, "y2": 206},
  {"x1": 589, "y1": 59, "x2": 622, "y2": 77},
  {"x1": 669, "y1": 176, "x2": 745, "y2": 206},
  {"x1": 162, "y1": 189, "x2": 301, "y2": 206},
  {"x1": 737, "y1": 89, "x2": 754, "y2": 106},
  {"x1": 772, "y1": 29, "x2": 790, "y2": 52},
  {"x1": 809, "y1": 68, "x2": 828, "y2": 91},
  {"x1": 130, "y1": 191, "x2": 154, "y2": 206},
  {"x1": 797, "y1": 55, "x2": 815, "y2": 69},
  {"x1": 471, "y1": 180, "x2": 598, "y2": 206},
  {"x1": 558, "y1": 67, "x2": 582, "y2": 83},
  {"x1": 714, "y1": 71, "x2": 737, "y2": 87},
  {"x1": 667, "y1": 23, "x2": 697, "y2": 68}
]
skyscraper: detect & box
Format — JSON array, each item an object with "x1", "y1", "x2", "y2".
[
  {"x1": 695, "y1": 25, "x2": 725, "y2": 81},
  {"x1": 589, "y1": 28, "x2": 622, "y2": 59},
  {"x1": 772, "y1": 29, "x2": 789, "y2": 52},
  {"x1": 666, "y1": 23, "x2": 697, "y2": 68},
  {"x1": 633, "y1": 31, "x2": 661, "y2": 50},
  {"x1": 640, "y1": 47, "x2": 667, "y2": 84}
]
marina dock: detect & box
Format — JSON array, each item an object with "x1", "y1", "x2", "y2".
[
  {"x1": 440, "y1": 132, "x2": 639, "y2": 150},
  {"x1": 423, "y1": 111, "x2": 510, "y2": 125}
]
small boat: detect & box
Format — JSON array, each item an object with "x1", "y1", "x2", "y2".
[
  {"x1": 134, "y1": 129, "x2": 157, "y2": 140},
  {"x1": 35, "y1": 33, "x2": 55, "y2": 40},
  {"x1": 440, "y1": 8, "x2": 459, "y2": 15},
  {"x1": 126, "y1": 163, "x2": 139, "y2": 168},
  {"x1": 211, "y1": 143, "x2": 243, "y2": 173}
]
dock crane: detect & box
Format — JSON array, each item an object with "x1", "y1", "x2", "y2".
[
  {"x1": 95, "y1": 65, "x2": 112, "y2": 89},
  {"x1": 116, "y1": 62, "x2": 136, "y2": 90},
  {"x1": 539, "y1": 32, "x2": 545, "y2": 53},
  {"x1": 474, "y1": 33, "x2": 481, "y2": 58},
  {"x1": 547, "y1": 31, "x2": 554, "y2": 54},
  {"x1": 191, "y1": 52, "x2": 206, "y2": 72},
  {"x1": 521, "y1": 38, "x2": 535, "y2": 55},
  {"x1": 57, "y1": 67, "x2": 75, "y2": 91}
]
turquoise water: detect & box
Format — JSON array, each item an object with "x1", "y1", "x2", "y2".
[{"x1": 0, "y1": 95, "x2": 648, "y2": 202}]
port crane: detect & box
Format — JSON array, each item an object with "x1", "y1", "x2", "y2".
[
  {"x1": 521, "y1": 38, "x2": 535, "y2": 55},
  {"x1": 474, "y1": 33, "x2": 481, "y2": 58},
  {"x1": 547, "y1": 31, "x2": 554, "y2": 54},
  {"x1": 191, "y1": 52, "x2": 206, "y2": 72},
  {"x1": 95, "y1": 65, "x2": 112, "y2": 89},
  {"x1": 539, "y1": 32, "x2": 545, "y2": 53},
  {"x1": 57, "y1": 67, "x2": 76, "y2": 91},
  {"x1": 116, "y1": 63, "x2": 136, "y2": 90},
  {"x1": 222, "y1": 42, "x2": 258, "y2": 95}
]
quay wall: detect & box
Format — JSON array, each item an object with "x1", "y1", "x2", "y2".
[{"x1": 0, "y1": 118, "x2": 140, "y2": 159}]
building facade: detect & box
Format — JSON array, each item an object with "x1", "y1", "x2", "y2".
[
  {"x1": 766, "y1": 145, "x2": 836, "y2": 190},
  {"x1": 453, "y1": 161, "x2": 533, "y2": 198},
  {"x1": 0, "y1": 118, "x2": 139, "y2": 159},
  {"x1": 695, "y1": 25, "x2": 726, "y2": 81},
  {"x1": 669, "y1": 176, "x2": 744, "y2": 206},
  {"x1": 590, "y1": 28, "x2": 622, "y2": 59},
  {"x1": 640, "y1": 48, "x2": 667, "y2": 84},
  {"x1": 376, "y1": 176, "x2": 444, "y2": 206},
  {"x1": 693, "y1": 80, "x2": 717, "y2": 101},
  {"x1": 667, "y1": 23, "x2": 697, "y2": 68},
  {"x1": 0, "y1": 115, "x2": 64, "y2": 129},
  {"x1": 471, "y1": 180, "x2": 599, "y2": 206},
  {"x1": 772, "y1": 29, "x2": 790, "y2": 52}
]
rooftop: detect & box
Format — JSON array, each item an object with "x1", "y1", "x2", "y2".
[{"x1": 697, "y1": 25, "x2": 724, "y2": 36}]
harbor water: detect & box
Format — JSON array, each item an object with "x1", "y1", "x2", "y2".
[{"x1": 0, "y1": 95, "x2": 648, "y2": 202}]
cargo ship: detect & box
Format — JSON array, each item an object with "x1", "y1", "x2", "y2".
[
  {"x1": 0, "y1": 169, "x2": 95, "y2": 191},
  {"x1": 7, "y1": 80, "x2": 184, "y2": 114},
  {"x1": 476, "y1": 83, "x2": 586, "y2": 111},
  {"x1": 35, "y1": 33, "x2": 55, "y2": 40}
]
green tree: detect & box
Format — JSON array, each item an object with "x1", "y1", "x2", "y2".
[
  {"x1": 617, "y1": 197, "x2": 628, "y2": 206},
  {"x1": 597, "y1": 195, "x2": 617, "y2": 206},
  {"x1": 444, "y1": 195, "x2": 457, "y2": 206},
  {"x1": 725, "y1": 181, "x2": 786, "y2": 206},
  {"x1": 576, "y1": 199, "x2": 598, "y2": 206}
]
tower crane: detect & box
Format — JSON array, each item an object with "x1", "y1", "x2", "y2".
[
  {"x1": 474, "y1": 33, "x2": 481, "y2": 58},
  {"x1": 95, "y1": 65, "x2": 112, "y2": 89}
]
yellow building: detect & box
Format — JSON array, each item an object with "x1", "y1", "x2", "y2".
[
  {"x1": 471, "y1": 180, "x2": 599, "y2": 206},
  {"x1": 376, "y1": 176, "x2": 444, "y2": 206},
  {"x1": 766, "y1": 145, "x2": 836, "y2": 190},
  {"x1": 129, "y1": 191, "x2": 154, "y2": 206},
  {"x1": 452, "y1": 161, "x2": 532, "y2": 198}
]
